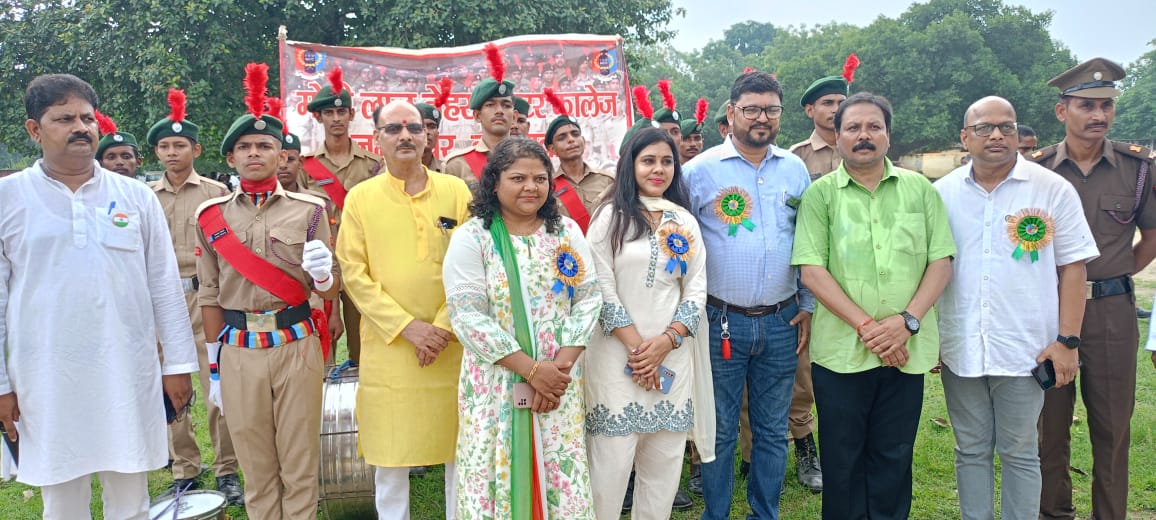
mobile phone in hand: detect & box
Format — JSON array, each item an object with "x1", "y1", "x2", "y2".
[{"x1": 1031, "y1": 359, "x2": 1056, "y2": 390}]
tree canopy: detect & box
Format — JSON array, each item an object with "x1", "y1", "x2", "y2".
[{"x1": 1113, "y1": 41, "x2": 1156, "y2": 141}]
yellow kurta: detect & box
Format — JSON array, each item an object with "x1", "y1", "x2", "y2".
[{"x1": 335, "y1": 168, "x2": 472, "y2": 466}]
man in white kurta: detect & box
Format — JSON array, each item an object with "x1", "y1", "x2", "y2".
[{"x1": 0, "y1": 74, "x2": 198, "y2": 519}]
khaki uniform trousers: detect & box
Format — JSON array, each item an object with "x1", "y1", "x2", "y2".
[
  {"x1": 1039, "y1": 294, "x2": 1137, "y2": 520},
  {"x1": 221, "y1": 335, "x2": 324, "y2": 520},
  {"x1": 169, "y1": 290, "x2": 238, "y2": 479}
]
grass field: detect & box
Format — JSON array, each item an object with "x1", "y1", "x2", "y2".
[{"x1": 5, "y1": 286, "x2": 1156, "y2": 519}]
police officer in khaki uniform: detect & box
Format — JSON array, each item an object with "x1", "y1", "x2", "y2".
[
  {"x1": 1032, "y1": 57, "x2": 1156, "y2": 520},
  {"x1": 299, "y1": 69, "x2": 380, "y2": 366},
  {"x1": 144, "y1": 91, "x2": 242, "y2": 504},
  {"x1": 198, "y1": 69, "x2": 339, "y2": 519}
]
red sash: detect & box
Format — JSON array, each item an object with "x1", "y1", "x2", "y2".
[
  {"x1": 198, "y1": 204, "x2": 331, "y2": 357},
  {"x1": 554, "y1": 177, "x2": 590, "y2": 233},
  {"x1": 302, "y1": 157, "x2": 348, "y2": 210},
  {"x1": 463, "y1": 150, "x2": 488, "y2": 180}
]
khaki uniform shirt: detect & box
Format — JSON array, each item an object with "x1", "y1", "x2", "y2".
[
  {"x1": 443, "y1": 140, "x2": 492, "y2": 186},
  {"x1": 150, "y1": 171, "x2": 229, "y2": 278},
  {"x1": 555, "y1": 162, "x2": 615, "y2": 217},
  {"x1": 196, "y1": 183, "x2": 332, "y2": 312},
  {"x1": 426, "y1": 156, "x2": 444, "y2": 174},
  {"x1": 1031, "y1": 140, "x2": 1156, "y2": 280},
  {"x1": 789, "y1": 130, "x2": 841, "y2": 181},
  {"x1": 298, "y1": 138, "x2": 382, "y2": 214}
]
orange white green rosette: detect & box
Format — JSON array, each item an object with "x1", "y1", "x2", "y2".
[
  {"x1": 715, "y1": 186, "x2": 756, "y2": 236},
  {"x1": 1007, "y1": 208, "x2": 1055, "y2": 262}
]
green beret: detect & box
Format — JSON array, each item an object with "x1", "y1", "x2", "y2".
[
  {"x1": 620, "y1": 118, "x2": 660, "y2": 150},
  {"x1": 514, "y1": 96, "x2": 530, "y2": 115},
  {"x1": 714, "y1": 102, "x2": 729, "y2": 125},
  {"x1": 679, "y1": 119, "x2": 703, "y2": 138},
  {"x1": 283, "y1": 132, "x2": 301, "y2": 152},
  {"x1": 545, "y1": 116, "x2": 580, "y2": 146},
  {"x1": 97, "y1": 132, "x2": 140, "y2": 158},
  {"x1": 469, "y1": 78, "x2": 516, "y2": 111},
  {"x1": 307, "y1": 85, "x2": 353, "y2": 113},
  {"x1": 653, "y1": 107, "x2": 681, "y2": 124},
  {"x1": 220, "y1": 114, "x2": 285, "y2": 156},
  {"x1": 800, "y1": 75, "x2": 848, "y2": 108},
  {"x1": 415, "y1": 103, "x2": 442, "y2": 124},
  {"x1": 146, "y1": 118, "x2": 199, "y2": 146}
]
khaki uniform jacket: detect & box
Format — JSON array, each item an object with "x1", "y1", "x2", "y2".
[
  {"x1": 298, "y1": 138, "x2": 382, "y2": 215},
  {"x1": 150, "y1": 171, "x2": 230, "y2": 278},
  {"x1": 195, "y1": 183, "x2": 333, "y2": 312},
  {"x1": 789, "y1": 130, "x2": 841, "y2": 181},
  {"x1": 555, "y1": 161, "x2": 615, "y2": 217},
  {"x1": 443, "y1": 140, "x2": 492, "y2": 186}
]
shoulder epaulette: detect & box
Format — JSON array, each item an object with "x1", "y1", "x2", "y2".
[
  {"x1": 788, "y1": 140, "x2": 808, "y2": 153},
  {"x1": 443, "y1": 146, "x2": 477, "y2": 162},
  {"x1": 1029, "y1": 144, "x2": 1058, "y2": 164},
  {"x1": 284, "y1": 190, "x2": 325, "y2": 207},
  {"x1": 1113, "y1": 141, "x2": 1155, "y2": 163},
  {"x1": 194, "y1": 193, "x2": 233, "y2": 218}
]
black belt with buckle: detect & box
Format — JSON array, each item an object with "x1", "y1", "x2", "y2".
[
  {"x1": 223, "y1": 304, "x2": 312, "y2": 332},
  {"x1": 1086, "y1": 274, "x2": 1132, "y2": 300},
  {"x1": 707, "y1": 295, "x2": 796, "y2": 317}
]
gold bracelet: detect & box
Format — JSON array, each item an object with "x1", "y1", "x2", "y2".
[{"x1": 527, "y1": 361, "x2": 541, "y2": 383}]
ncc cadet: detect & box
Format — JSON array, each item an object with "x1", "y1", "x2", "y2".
[
  {"x1": 678, "y1": 98, "x2": 710, "y2": 165},
  {"x1": 278, "y1": 129, "x2": 344, "y2": 363},
  {"x1": 510, "y1": 95, "x2": 531, "y2": 137},
  {"x1": 715, "y1": 102, "x2": 730, "y2": 140},
  {"x1": 444, "y1": 42, "x2": 516, "y2": 185},
  {"x1": 144, "y1": 88, "x2": 243, "y2": 504},
  {"x1": 95, "y1": 110, "x2": 143, "y2": 178},
  {"x1": 415, "y1": 103, "x2": 446, "y2": 173},
  {"x1": 197, "y1": 63, "x2": 339, "y2": 520},
  {"x1": 791, "y1": 54, "x2": 859, "y2": 182},
  {"x1": 653, "y1": 79, "x2": 683, "y2": 148},
  {"x1": 542, "y1": 87, "x2": 613, "y2": 234},
  {"x1": 1032, "y1": 57, "x2": 1156, "y2": 520},
  {"x1": 299, "y1": 66, "x2": 380, "y2": 366}
]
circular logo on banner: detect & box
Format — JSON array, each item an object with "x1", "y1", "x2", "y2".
[
  {"x1": 112, "y1": 213, "x2": 129, "y2": 228},
  {"x1": 297, "y1": 49, "x2": 326, "y2": 78},
  {"x1": 593, "y1": 49, "x2": 617, "y2": 75}
]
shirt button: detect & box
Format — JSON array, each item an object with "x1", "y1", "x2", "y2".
[
  {"x1": 984, "y1": 249, "x2": 990, "y2": 254},
  {"x1": 985, "y1": 221, "x2": 990, "y2": 226},
  {"x1": 982, "y1": 302, "x2": 989, "y2": 308},
  {"x1": 255, "y1": 215, "x2": 262, "y2": 221},
  {"x1": 255, "y1": 248, "x2": 263, "y2": 254},
  {"x1": 983, "y1": 275, "x2": 989, "y2": 280},
  {"x1": 876, "y1": 245, "x2": 882, "y2": 250},
  {"x1": 879, "y1": 271, "x2": 885, "y2": 276}
]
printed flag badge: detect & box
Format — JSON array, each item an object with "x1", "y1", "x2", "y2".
[{"x1": 111, "y1": 212, "x2": 130, "y2": 228}]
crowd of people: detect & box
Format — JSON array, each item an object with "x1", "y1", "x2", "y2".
[{"x1": 0, "y1": 45, "x2": 1154, "y2": 520}]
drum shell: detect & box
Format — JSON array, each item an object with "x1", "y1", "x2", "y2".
[{"x1": 318, "y1": 366, "x2": 375, "y2": 518}]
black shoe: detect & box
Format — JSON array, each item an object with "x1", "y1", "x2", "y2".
[
  {"x1": 687, "y1": 464, "x2": 703, "y2": 496},
  {"x1": 216, "y1": 474, "x2": 244, "y2": 506},
  {"x1": 672, "y1": 487, "x2": 693, "y2": 510},
  {"x1": 739, "y1": 460, "x2": 751, "y2": 479},
  {"x1": 795, "y1": 434, "x2": 823, "y2": 493},
  {"x1": 409, "y1": 466, "x2": 428, "y2": 476},
  {"x1": 1139, "y1": 307, "x2": 1152, "y2": 319},
  {"x1": 621, "y1": 471, "x2": 635, "y2": 514},
  {"x1": 163, "y1": 477, "x2": 199, "y2": 497}
]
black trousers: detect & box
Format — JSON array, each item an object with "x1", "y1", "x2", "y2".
[{"x1": 812, "y1": 363, "x2": 924, "y2": 520}]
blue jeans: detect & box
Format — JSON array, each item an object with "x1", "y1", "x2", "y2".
[{"x1": 701, "y1": 301, "x2": 798, "y2": 520}]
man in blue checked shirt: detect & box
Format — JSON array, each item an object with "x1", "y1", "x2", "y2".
[{"x1": 682, "y1": 70, "x2": 815, "y2": 520}]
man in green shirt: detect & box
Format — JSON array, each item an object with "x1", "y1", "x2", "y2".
[{"x1": 791, "y1": 92, "x2": 955, "y2": 520}]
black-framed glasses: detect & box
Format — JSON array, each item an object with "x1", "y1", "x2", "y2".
[
  {"x1": 377, "y1": 122, "x2": 425, "y2": 135},
  {"x1": 966, "y1": 122, "x2": 1018, "y2": 137},
  {"x1": 734, "y1": 104, "x2": 784, "y2": 120}
]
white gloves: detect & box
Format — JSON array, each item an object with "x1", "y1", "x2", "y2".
[
  {"x1": 206, "y1": 342, "x2": 224, "y2": 415},
  {"x1": 302, "y1": 239, "x2": 334, "y2": 291}
]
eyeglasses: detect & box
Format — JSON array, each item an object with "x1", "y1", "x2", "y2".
[
  {"x1": 966, "y1": 122, "x2": 1018, "y2": 137},
  {"x1": 734, "y1": 104, "x2": 784, "y2": 120},
  {"x1": 377, "y1": 122, "x2": 425, "y2": 135}
]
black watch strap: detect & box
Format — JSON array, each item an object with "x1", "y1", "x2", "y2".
[{"x1": 1057, "y1": 334, "x2": 1081, "y2": 349}]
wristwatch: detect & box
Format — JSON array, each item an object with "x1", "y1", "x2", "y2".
[
  {"x1": 900, "y1": 311, "x2": 920, "y2": 336},
  {"x1": 1057, "y1": 334, "x2": 1081, "y2": 349},
  {"x1": 665, "y1": 327, "x2": 684, "y2": 349}
]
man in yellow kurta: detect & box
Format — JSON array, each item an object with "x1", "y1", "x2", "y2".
[{"x1": 336, "y1": 101, "x2": 471, "y2": 520}]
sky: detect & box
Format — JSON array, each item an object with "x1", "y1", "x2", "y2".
[{"x1": 669, "y1": 0, "x2": 1156, "y2": 66}]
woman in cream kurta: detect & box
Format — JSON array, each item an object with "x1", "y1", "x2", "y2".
[
  {"x1": 335, "y1": 169, "x2": 471, "y2": 466},
  {"x1": 443, "y1": 215, "x2": 602, "y2": 519}
]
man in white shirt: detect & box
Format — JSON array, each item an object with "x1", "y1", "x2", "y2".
[
  {"x1": 935, "y1": 96, "x2": 1098, "y2": 520},
  {"x1": 0, "y1": 74, "x2": 198, "y2": 519}
]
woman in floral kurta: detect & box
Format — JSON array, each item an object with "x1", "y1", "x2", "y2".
[
  {"x1": 443, "y1": 138, "x2": 602, "y2": 520},
  {"x1": 583, "y1": 128, "x2": 712, "y2": 520}
]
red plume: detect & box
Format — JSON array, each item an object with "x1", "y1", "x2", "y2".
[
  {"x1": 843, "y1": 53, "x2": 861, "y2": 84},
  {"x1": 544, "y1": 87, "x2": 568, "y2": 117},
  {"x1": 167, "y1": 88, "x2": 187, "y2": 123},
  {"x1": 657, "y1": 79, "x2": 676, "y2": 111},
  {"x1": 95, "y1": 109, "x2": 117, "y2": 136},
  {"x1": 434, "y1": 77, "x2": 454, "y2": 109},
  {"x1": 632, "y1": 85, "x2": 654, "y2": 119},
  {"x1": 483, "y1": 42, "x2": 506, "y2": 83},
  {"x1": 244, "y1": 62, "x2": 269, "y2": 119},
  {"x1": 327, "y1": 66, "x2": 345, "y2": 95},
  {"x1": 265, "y1": 98, "x2": 288, "y2": 135},
  {"x1": 744, "y1": 67, "x2": 755, "y2": 74},
  {"x1": 694, "y1": 98, "x2": 708, "y2": 125}
]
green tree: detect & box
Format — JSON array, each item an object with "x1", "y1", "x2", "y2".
[
  {"x1": 1113, "y1": 42, "x2": 1156, "y2": 141},
  {"x1": 0, "y1": 0, "x2": 676, "y2": 167}
]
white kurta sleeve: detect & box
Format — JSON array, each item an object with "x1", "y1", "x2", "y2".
[{"x1": 142, "y1": 193, "x2": 197, "y2": 375}]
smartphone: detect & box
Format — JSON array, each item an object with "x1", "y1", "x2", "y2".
[
  {"x1": 625, "y1": 364, "x2": 677, "y2": 394},
  {"x1": 1031, "y1": 359, "x2": 1056, "y2": 390},
  {"x1": 0, "y1": 423, "x2": 16, "y2": 466},
  {"x1": 513, "y1": 382, "x2": 535, "y2": 409}
]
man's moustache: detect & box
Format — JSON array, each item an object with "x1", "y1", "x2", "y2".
[{"x1": 852, "y1": 141, "x2": 877, "y2": 152}]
